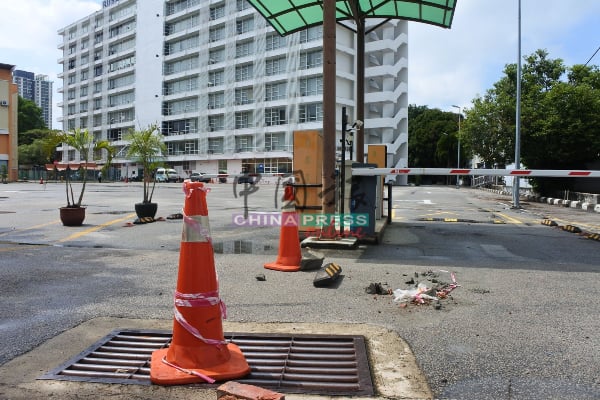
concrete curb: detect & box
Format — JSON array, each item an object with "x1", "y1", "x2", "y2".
[{"x1": 477, "y1": 188, "x2": 599, "y2": 213}]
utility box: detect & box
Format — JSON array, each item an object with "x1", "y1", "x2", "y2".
[{"x1": 350, "y1": 163, "x2": 378, "y2": 236}]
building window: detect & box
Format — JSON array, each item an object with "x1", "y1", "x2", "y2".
[
  {"x1": 235, "y1": 40, "x2": 253, "y2": 58},
  {"x1": 235, "y1": 136, "x2": 254, "y2": 152},
  {"x1": 235, "y1": 111, "x2": 253, "y2": 129},
  {"x1": 299, "y1": 76, "x2": 323, "y2": 96},
  {"x1": 163, "y1": 98, "x2": 198, "y2": 116},
  {"x1": 266, "y1": 33, "x2": 286, "y2": 51},
  {"x1": 210, "y1": 5, "x2": 225, "y2": 20},
  {"x1": 265, "y1": 57, "x2": 286, "y2": 76},
  {"x1": 165, "y1": 35, "x2": 200, "y2": 56},
  {"x1": 162, "y1": 119, "x2": 197, "y2": 136},
  {"x1": 208, "y1": 70, "x2": 224, "y2": 87},
  {"x1": 109, "y1": 56, "x2": 135, "y2": 72},
  {"x1": 209, "y1": 48, "x2": 224, "y2": 64},
  {"x1": 164, "y1": 77, "x2": 198, "y2": 95},
  {"x1": 208, "y1": 137, "x2": 224, "y2": 153},
  {"x1": 235, "y1": 87, "x2": 253, "y2": 105},
  {"x1": 80, "y1": 70, "x2": 88, "y2": 81},
  {"x1": 265, "y1": 82, "x2": 287, "y2": 101},
  {"x1": 300, "y1": 50, "x2": 323, "y2": 69},
  {"x1": 236, "y1": 0, "x2": 250, "y2": 11},
  {"x1": 299, "y1": 103, "x2": 323, "y2": 123},
  {"x1": 235, "y1": 63, "x2": 253, "y2": 82},
  {"x1": 209, "y1": 25, "x2": 225, "y2": 42},
  {"x1": 299, "y1": 26, "x2": 323, "y2": 43},
  {"x1": 265, "y1": 107, "x2": 286, "y2": 126},
  {"x1": 236, "y1": 17, "x2": 254, "y2": 34},
  {"x1": 164, "y1": 56, "x2": 199, "y2": 75},
  {"x1": 208, "y1": 114, "x2": 224, "y2": 131},
  {"x1": 265, "y1": 132, "x2": 285, "y2": 151},
  {"x1": 208, "y1": 92, "x2": 225, "y2": 109}
]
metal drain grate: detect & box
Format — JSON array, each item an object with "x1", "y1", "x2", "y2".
[{"x1": 39, "y1": 329, "x2": 374, "y2": 396}]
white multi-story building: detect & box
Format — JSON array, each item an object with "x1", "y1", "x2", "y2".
[{"x1": 57, "y1": 0, "x2": 408, "y2": 183}]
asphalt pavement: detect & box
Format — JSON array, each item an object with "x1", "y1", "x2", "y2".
[{"x1": 0, "y1": 181, "x2": 598, "y2": 400}]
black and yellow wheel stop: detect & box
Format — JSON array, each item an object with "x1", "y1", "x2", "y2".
[
  {"x1": 586, "y1": 233, "x2": 600, "y2": 241},
  {"x1": 313, "y1": 262, "x2": 342, "y2": 287},
  {"x1": 133, "y1": 217, "x2": 156, "y2": 225},
  {"x1": 541, "y1": 219, "x2": 557, "y2": 227},
  {"x1": 561, "y1": 225, "x2": 582, "y2": 233}
]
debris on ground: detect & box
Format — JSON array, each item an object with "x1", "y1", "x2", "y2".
[
  {"x1": 255, "y1": 273, "x2": 266, "y2": 281},
  {"x1": 392, "y1": 270, "x2": 460, "y2": 308},
  {"x1": 300, "y1": 247, "x2": 325, "y2": 271},
  {"x1": 365, "y1": 282, "x2": 393, "y2": 295}
]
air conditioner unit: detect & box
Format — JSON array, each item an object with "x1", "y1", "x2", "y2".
[{"x1": 0, "y1": 100, "x2": 8, "y2": 107}]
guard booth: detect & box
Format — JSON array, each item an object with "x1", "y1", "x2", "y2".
[{"x1": 350, "y1": 162, "x2": 378, "y2": 236}]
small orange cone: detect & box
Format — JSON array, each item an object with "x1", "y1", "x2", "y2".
[
  {"x1": 264, "y1": 185, "x2": 301, "y2": 272},
  {"x1": 150, "y1": 181, "x2": 250, "y2": 385}
]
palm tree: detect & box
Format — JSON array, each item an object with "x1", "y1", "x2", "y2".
[
  {"x1": 125, "y1": 124, "x2": 166, "y2": 204},
  {"x1": 51, "y1": 128, "x2": 113, "y2": 207}
]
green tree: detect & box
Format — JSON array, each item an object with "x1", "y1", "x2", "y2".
[
  {"x1": 18, "y1": 97, "x2": 46, "y2": 133},
  {"x1": 461, "y1": 49, "x2": 600, "y2": 195},
  {"x1": 18, "y1": 129, "x2": 61, "y2": 166},
  {"x1": 125, "y1": 124, "x2": 166, "y2": 204},
  {"x1": 408, "y1": 105, "x2": 468, "y2": 184}
]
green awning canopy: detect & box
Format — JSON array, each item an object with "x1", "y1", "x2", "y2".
[{"x1": 246, "y1": 0, "x2": 457, "y2": 36}]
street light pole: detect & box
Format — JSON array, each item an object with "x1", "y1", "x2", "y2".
[
  {"x1": 452, "y1": 105, "x2": 462, "y2": 187},
  {"x1": 340, "y1": 107, "x2": 348, "y2": 236}
]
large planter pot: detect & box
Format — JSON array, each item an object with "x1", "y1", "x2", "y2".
[
  {"x1": 60, "y1": 206, "x2": 86, "y2": 226},
  {"x1": 135, "y1": 202, "x2": 158, "y2": 219}
]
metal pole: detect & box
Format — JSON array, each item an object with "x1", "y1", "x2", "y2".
[
  {"x1": 452, "y1": 105, "x2": 461, "y2": 187},
  {"x1": 387, "y1": 182, "x2": 392, "y2": 224},
  {"x1": 513, "y1": 0, "x2": 522, "y2": 208},
  {"x1": 322, "y1": 0, "x2": 336, "y2": 215},
  {"x1": 356, "y1": 17, "x2": 365, "y2": 163},
  {"x1": 340, "y1": 107, "x2": 347, "y2": 236}
]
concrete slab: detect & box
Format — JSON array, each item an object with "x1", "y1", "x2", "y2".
[
  {"x1": 300, "y1": 236, "x2": 358, "y2": 249},
  {"x1": 0, "y1": 317, "x2": 432, "y2": 400}
]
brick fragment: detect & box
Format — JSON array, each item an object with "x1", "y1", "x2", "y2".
[{"x1": 217, "y1": 381, "x2": 285, "y2": 400}]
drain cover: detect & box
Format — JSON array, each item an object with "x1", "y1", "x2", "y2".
[{"x1": 39, "y1": 329, "x2": 374, "y2": 396}]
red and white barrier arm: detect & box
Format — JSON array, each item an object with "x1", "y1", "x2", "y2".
[{"x1": 351, "y1": 168, "x2": 600, "y2": 178}]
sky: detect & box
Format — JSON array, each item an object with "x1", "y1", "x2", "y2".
[{"x1": 1, "y1": 0, "x2": 599, "y2": 129}]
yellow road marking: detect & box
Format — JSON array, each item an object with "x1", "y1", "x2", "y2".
[
  {"x1": 0, "y1": 245, "x2": 45, "y2": 253},
  {"x1": 0, "y1": 220, "x2": 61, "y2": 237},
  {"x1": 494, "y1": 212, "x2": 524, "y2": 225},
  {"x1": 57, "y1": 213, "x2": 136, "y2": 243}
]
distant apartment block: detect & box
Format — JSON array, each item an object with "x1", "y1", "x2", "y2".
[
  {"x1": 13, "y1": 70, "x2": 53, "y2": 128},
  {"x1": 57, "y1": 0, "x2": 408, "y2": 183}
]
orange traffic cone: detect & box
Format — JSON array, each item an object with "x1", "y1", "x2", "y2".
[
  {"x1": 264, "y1": 185, "x2": 301, "y2": 272},
  {"x1": 40, "y1": 177, "x2": 44, "y2": 184},
  {"x1": 150, "y1": 181, "x2": 250, "y2": 385}
]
